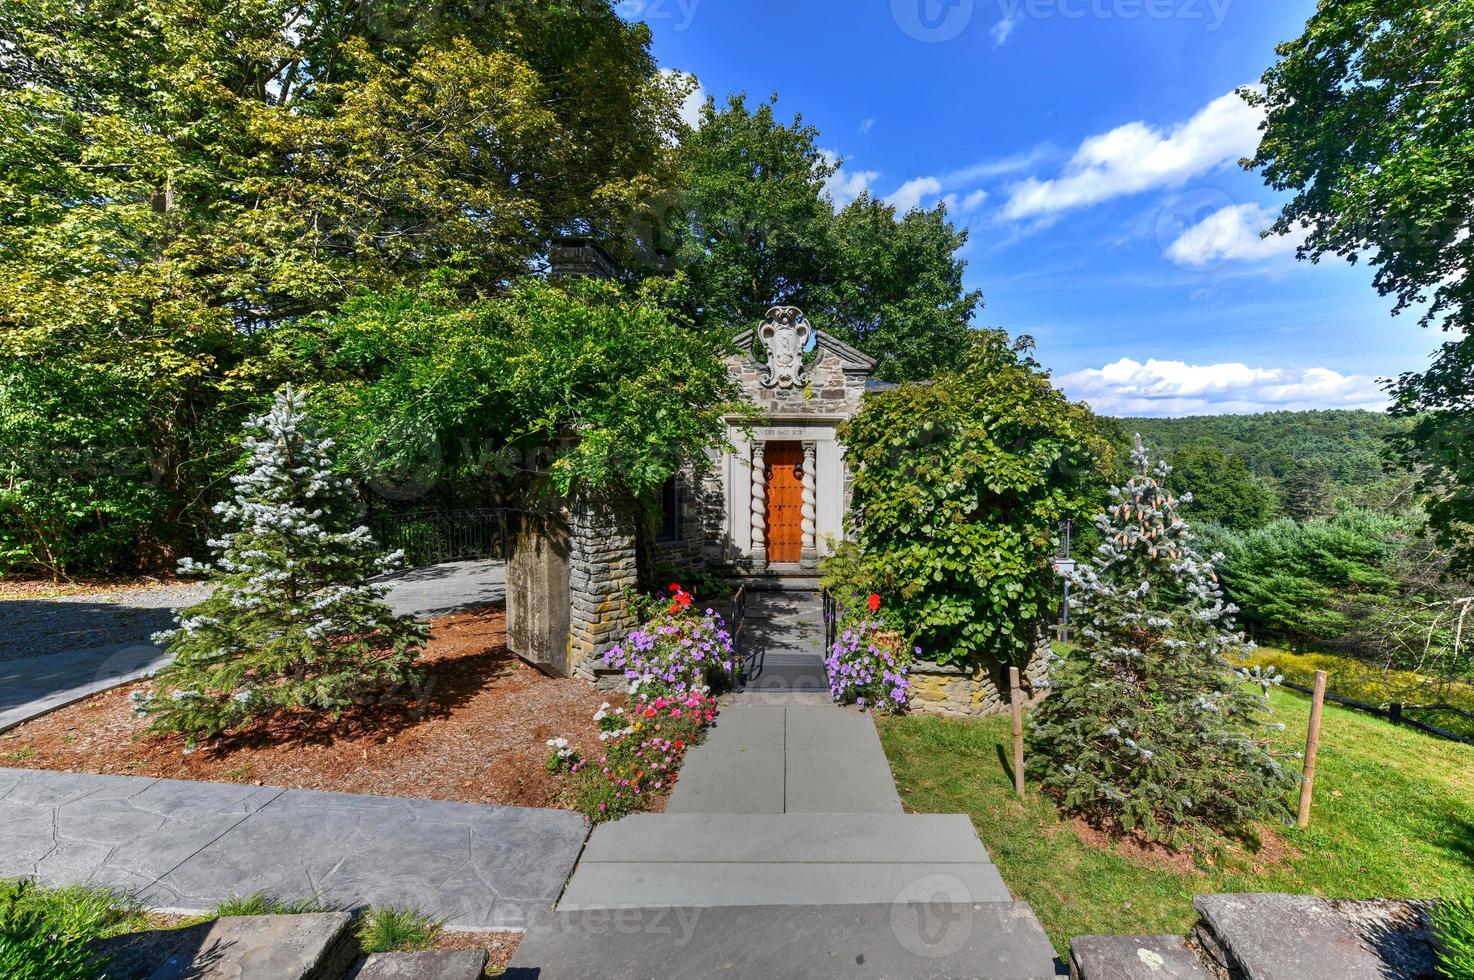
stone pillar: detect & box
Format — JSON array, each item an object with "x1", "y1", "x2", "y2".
[
  {"x1": 749, "y1": 441, "x2": 767, "y2": 568},
  {"x1": 566, "y1": 496, "x2": 638, "y2": 677},
  {"x1": 800, "y1": 441, "x2": 818, "y2": 569}
]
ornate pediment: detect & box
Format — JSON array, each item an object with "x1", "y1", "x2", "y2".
[{"x1": 756, "y1": 306, "x2": 812, "y2": 388}]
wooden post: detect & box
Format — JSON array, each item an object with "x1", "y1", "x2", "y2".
[
  {"x1": 1010, "y1": 666, "x2": 1025, "y2": 799},
  {"x1": 1297, "y1": 670, "x2": 1328, "y2": 828}
]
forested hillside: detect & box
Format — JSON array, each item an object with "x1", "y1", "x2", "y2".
[{"x1": 1098, "y1": 410, "x2": 1411, "y2": 519}]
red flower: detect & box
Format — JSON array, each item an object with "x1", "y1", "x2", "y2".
[
  {"x1": 669, "y1": 582, "x2": 682, "y2": 593},
  {"x1": 867, "y1": 593, "x2": 882, "y2": 613}
]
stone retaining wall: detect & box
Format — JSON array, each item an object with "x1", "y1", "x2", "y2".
[
  {"x1": 907, "y1": 633, "x2": 1054, "y2": 718},
  {"x1": 567, "y1": 498, "x2": 638, "y2": 678}
]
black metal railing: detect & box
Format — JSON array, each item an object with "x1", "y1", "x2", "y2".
[
  {"x1": 370, "y1": 508, "x2": 509, "y2": 568},
  {"x1": 823, "y1": 588, "x2": 837, "y2": 653},
  {"x1": 728, "y1": 584, "x2": 748, "y2": 654}
]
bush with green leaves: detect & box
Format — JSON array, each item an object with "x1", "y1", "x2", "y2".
[
  {"x1": 137, "y1": 387, "x2": 428, "y2": 747},
  {"x1": 826, "y1": 330, "x2": 1105, "y2": 668},
  {"x1": 1434, "y1": 895, "x2": 1474, "y2": 980},
  {"x1": 1027, "y1": 442, "x2": 1296, "y2": 852}
]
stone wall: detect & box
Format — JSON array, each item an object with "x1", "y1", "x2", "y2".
[
  {"x1": 907, "y1": 631, "x2": 1055, "y2": 718},
  {"x1": 567, "y1": 497, "x2": 638, "y2": 679},
  {"x1": 725, "y1": 346, "x2": 869, "y2": 421}
]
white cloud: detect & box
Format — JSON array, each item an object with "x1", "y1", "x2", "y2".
[
  {"x1": 820, "y1": 149, "x2": 880, "y2": 208},
  {"x1": 859, "y1": 118, "x2": 876, "y2": 136},
  {"x1": 1002, "y1": 89, "x2": 1262, "y2": 221},
  {"x1": 960, "y1": 188, "x2": 989, "y2": 211},
  {"x1": 1166, "y1": 202, "x2": 1303, "y2": 268},
  {"x1": 991, "y1": 13, "x2": 1018, "y2": 46},
  {"x1": 1058, "y1": 358, "x2": 1388, "y2": 416},
  {"x1": 887, "y1": 176, "x2": 942, "y2": 213}
]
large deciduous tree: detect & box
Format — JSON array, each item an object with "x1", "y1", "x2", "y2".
[
  {"x1": 1165, "y1": 441, "x2": 1278, "y2": 531},
  {"x1": 0, "y1": 0, "x2": 683, "y2": 575},
  {"x1": 1246, "y1": 0, "x2": 1474, "y2": 573},
  {"x1": 672, "y1": 94, "x2": 982, "y2": 382}
]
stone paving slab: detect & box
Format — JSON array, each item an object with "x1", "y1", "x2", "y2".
[
  {"x1": 1069, "y1": 935, "x2": 1213, "y2": 980},
  {"x1": 557, "y1": 860, "x2": 1012, "y2": 909},
  {"x1": 785, "y1": 748, "x2": 903, "y2": 813},
  {"x1": 0, "y1": 769, "x2": 586, "y2": 930},
  {"x1": 580, "y1": 812, "x2": 993, "y2": 865},
  {"x1": 508, "y1": 902, "x2": 1060, "y2": 979},
  {"x1": 699, "y1": 704, "x2": 786, "y2": 752},
  {"x1": 665, "y1": 749, "x2": 787, "y2": 813},
  {"x1": 346, "y1": 949, "x2": 489, "y2": 980}
]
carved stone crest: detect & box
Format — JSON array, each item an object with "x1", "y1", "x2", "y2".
[{"x1": 758, "y1": 306, "x2": 812, "y2": 388}]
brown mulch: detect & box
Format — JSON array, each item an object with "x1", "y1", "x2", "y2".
[
  {"x1": 434, "y1": 929, "x2": 522, "y2": 974},
  {"x1": 0, "y1": 575, "x2": 181, "y2": 599},
  {"x1": 1067, "y1": 816, "x2": 1296, "y2": 875},
  {"x1": 0, "y1": 608, "x2": 615, "y2": 809}
]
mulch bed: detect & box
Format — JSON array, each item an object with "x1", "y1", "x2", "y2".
[{"x1": 0, "y1": 608, "x2": 616, "y2": 810}]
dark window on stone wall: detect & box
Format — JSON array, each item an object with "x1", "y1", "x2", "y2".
[{"x1": 656, "y1": 477, "x2": 682, "y2": 542}]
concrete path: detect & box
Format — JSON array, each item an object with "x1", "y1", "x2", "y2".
[
  {"x1": 737, "y1": 589, "x2": 828, "y2": 694},
  {"x1": 0, "y1": 559, "x2": 506, "y2": 731},
  {"x1": 0, "y1": 767, "x2": 583, "y2": 930},
  {"x1": 514, "y1": 589, "x2": 1060, "y2": 977}
]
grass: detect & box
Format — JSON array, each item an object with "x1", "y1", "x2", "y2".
[
  {"x1": 210, "y1": 892, "x2": 334, "y2": 917},
  {"x1": 356, "y1": 905, "x2": 444, "y2": 953},
  {"x1": 0, "y1": 879, "x2": 151, "y2": 980},
  {"x1": 878, "y1": 686, "x2": 1474, "y2": 956}
]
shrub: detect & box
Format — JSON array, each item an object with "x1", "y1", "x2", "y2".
[
  {"x1": 829, "y1": 330, "x2": 1106, "y2": 668},
  {"x1": 136, "y1": 387, "x2": 429, "y2": 747},
  {"x1": 824, "y1": 592, "x2": 913, "y2": 712},
  {"x1": 1434, "y1": 895, "x2": 1474, "y2": 980},
  {"x1": 357, "y1": 906, "x2": 443, "y2": 954},
  {"x1": 1027, "y1": 441, "x2": 1297, "y2": 852}
]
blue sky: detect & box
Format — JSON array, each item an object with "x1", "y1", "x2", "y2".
[{"x1": 636, "y1": 0, "x2": 1441, "y2": 416}]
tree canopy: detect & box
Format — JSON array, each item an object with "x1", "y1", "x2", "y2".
[
  {"x1": 1165, "y1": 441, "x2": 1278, "y2": 531},
  {"x1": 0, "y1": 0, "x2": 684, "y2": 574},
  {"x1": 673, "y1": 94, "x2": 982, "y2": 382},
  {"x1": 1247, "y1": 0, "x2": 1474, "y2": 572}
]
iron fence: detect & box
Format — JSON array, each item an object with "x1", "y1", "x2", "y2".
[
  {"x1": 728, "y1": 584, "x2": 748, "y2": 654},
  {"x1": 370, "y1": 508, "x2": 509, "y2": 568}
]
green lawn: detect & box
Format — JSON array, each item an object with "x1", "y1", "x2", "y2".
[{"x1": 878, "y1": 687, "x2": 1474, "y2": 955}]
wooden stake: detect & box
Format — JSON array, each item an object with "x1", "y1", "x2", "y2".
[
  {"x1": 1296, "y1": 670, "x2": 1328, "y2": 828},
  {"x1": 1010, "y1": 666, "x2": 1025, "y2": 799}
]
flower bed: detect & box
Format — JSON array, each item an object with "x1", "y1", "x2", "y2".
[
  {"x1": 545, "y1": 584, "x2": 733, "y2": 821},
  {"x1": 824, "y1": 592, "x2": 913, "y2": 713}
]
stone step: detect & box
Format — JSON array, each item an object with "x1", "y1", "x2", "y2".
[
  {"x1": 507, "y1": 902, "x2": 1059, "y2": 979},
  {"x1": 558, "y1": 859, "x2": 1011, "y2": 909},
  {"x1": 579, "y1": 812, "x2": 994, "y2": 865},
  {"x1": 1069, "y1": 935, "x2": 1214, "y2": 979},
  {"x1": 345, "y1": 949, "x2": 488, "y2": 980},
  {"x1": 99, "y1": 913, "x2": 358, "y2": 980}
]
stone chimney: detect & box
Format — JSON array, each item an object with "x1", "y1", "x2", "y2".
[{"x1": 549, "y1": 237, "x2": 616, "y2": 281}]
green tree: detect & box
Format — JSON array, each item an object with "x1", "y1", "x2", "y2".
[
  {"x1": 1246, "y1": 1, "x2": 1474, "y2": 572},
  {"x1": 823, "y1": 195, "x2": 982, "y2": 382},
  {"x1": 140, "y1": 387, "x2": 428, "y2": 747},
  {"x1": 294, "y1": 277, "x2": 746, "y2": 501},
  {"x1": 1027, "y1": 442, "x2": 1295, "y2": 852},
  {"x1": 0, "y1": 0, "x2": 683, "y2": 574},
  {"x1": 826, "y1": 331, "x2": 1106, "y2": 667},
  {"x1": 673, "y1": 94, "x2": 981, "y2": 381},
  {"x1": 1166, "y1": 441, "x2": 1277, "y2": 530}
]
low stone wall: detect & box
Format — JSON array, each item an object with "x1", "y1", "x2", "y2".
[{"x1": 907, "y1": 635, "x2": 1053, "y2": 718}]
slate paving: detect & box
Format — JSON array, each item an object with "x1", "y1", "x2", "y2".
[
  {"x1": 0, "y1": 559, "x2": 507, "y2": 731},
  {"x1": 0, "y1": 768, "x2": 585, "y2": 930}
]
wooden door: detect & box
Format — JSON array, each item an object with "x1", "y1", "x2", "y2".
[{"x1": 765, "y1": 441, "x2": 804, "y2": 563}]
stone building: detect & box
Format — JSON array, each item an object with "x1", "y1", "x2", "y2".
[{"x1": 691, "y1": 304, "x2": 880, "y2": 574}]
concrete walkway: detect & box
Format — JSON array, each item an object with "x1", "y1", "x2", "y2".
[
  {"x1": 0, "y1": 767, "x2": 583, "y2": 930},
  {"x1": 0, "y1": 559, "x2": 507, "y2": 731},
  {"x1": 512, "y1": 589, "x2": 1060, "y2": 978}
]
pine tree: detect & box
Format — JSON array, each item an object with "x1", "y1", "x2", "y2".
[
  {"x1": 138, "y1": 387, "x2": 428, "y2": 747},
  {"x1": 1027, "y1": 438, "x2": 1295, "y2": 851}
]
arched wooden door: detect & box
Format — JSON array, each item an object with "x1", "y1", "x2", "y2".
[{"x1": 765, "y1": 441, "x2": 804, "y2": 563}]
